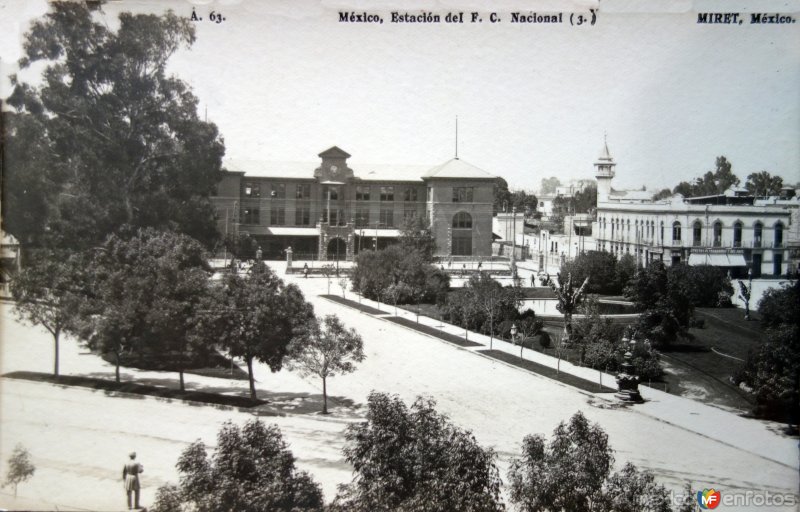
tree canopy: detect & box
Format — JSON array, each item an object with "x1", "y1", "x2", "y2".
[
  {"x1": 288, "y1": 314, "x2": 365, "y2": 414},
  {"x1": 87, "y1": 228, "x2": 214, "y2": 389},
  {"x1": 745, "y1": 171, "x2": 784, "y2": 197},
  {"x1": 508, "y1": 411, "x2": 672, "y2": 512},
  {"x1": 333, "y1": 392, "x2": 504, "y2": 512},
  {"x1": 152, "y1": 419, "x2": 323, "y2": 512},
  {"x1": 672, "y1": 156, "x2": 739, "y2": 198},
  {"x1": 5, "y1": 3, "x2": 224, "y2": 250},
  {"x1": 208, "y1": 263, "x2": 314, "y2": 399}
]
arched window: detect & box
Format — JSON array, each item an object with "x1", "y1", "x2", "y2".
[
  {"x1": 753, "y1": 222, "x2": 763, "y2": 247},
  {"x1": 672, "y1": 221, "x2": 682, "y2": 243},
  {"x1": 733, "y1": 221, "x2": 743, "y2": 247},
  {"x1": 660, "y1": 221, "x2": 664, "y2": 243},
  {"x1": 713, "y1": 221, "x2": 722, "y2": 247},
  {"x1": 451, "y1": 212, "x2": 472, "y2": 255},
  {"x1": 452, "y1": 212, "x2": 472, "y2": 229},
  {"x1": 692, "y1": 221, "x2": 702, "y2": 246},
  {"x1": 774, "y1": 222, "x2": 784, "y2": 248}
]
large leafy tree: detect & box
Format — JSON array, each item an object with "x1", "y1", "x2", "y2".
[
  {"x1": 508, "y1": 411, "x2": 672, "y2": 512},
  {"x1": 288, "y1": 314, "x2": 365, "y2": 414},
  {"x1": 333, "y1": 392, "x2": 504, "y2": 512},
  {"x1": 398, "y1": 213, "x2": 436, "y2": 262},
  {"x1": 736, "y1": 281, "x2": 800, "y2": 423},
  {"x1": 88, "y1": 228, "x2": 214, "y2": 388},
  {"x1": 209, "y1": 263, "x2": 314, "y2": 400},
  {"x1": 672, "y1": 156, "x2": 739, "y2": 198},
  {"x1": 11, "y1": 252, "x2": 91, "y2": 376},
  {"x1": 745, "y1": 171, "x2": 784, "y2": 197},
  {"x1": 5, "y1": 3, "x2": 224, "y2": 250},
  {"x1": 152, "y1": 419, "x2": 323, "y2": 512},
  {"x1": 624, "y1": 262, "x2": 693, "y2": 347}
]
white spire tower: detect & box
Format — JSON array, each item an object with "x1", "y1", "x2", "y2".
[{"x1": 594, "y1": 133, "x2": 616, "y2": 204}]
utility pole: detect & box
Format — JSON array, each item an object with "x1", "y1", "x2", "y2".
[{"x1": 511, "y1": 206, "x2": 517, "y2": 284}]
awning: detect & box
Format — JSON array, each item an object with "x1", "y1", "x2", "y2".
[
  {"x1": 687, "y1": 252, "x2": 747, "y2": 267},
  {"x1": 265, "y1": 227, "x2": 320, "y2": 236}
]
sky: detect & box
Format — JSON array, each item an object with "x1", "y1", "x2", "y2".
[{"x1": 1, "y1": 0, "x2": 799, "y2": 192}]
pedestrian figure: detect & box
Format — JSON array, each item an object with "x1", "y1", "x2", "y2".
[
  {"x1": 256, "y1": 246, "x2": 263, "y2": 261},
  {"x1": 477, "y1": 260, "x2": 483, "y2": 271},
  {"x1": 303, "y1": 262, "x2": 309, "y2": 278},
  {"x1": 531, "y1": 273, "x2": 535, "y2": 287},
  {"x1": 123, "y1": 452, "x2": 143, "y2": 510}
]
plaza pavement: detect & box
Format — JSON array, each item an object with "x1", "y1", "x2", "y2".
[{"x1": 0, "y1": 262, "x2": 797, "y2": 511}]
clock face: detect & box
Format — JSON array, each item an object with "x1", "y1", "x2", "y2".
[{"x1": 330, "y1": 165, "x2": 338, "y2": 172}]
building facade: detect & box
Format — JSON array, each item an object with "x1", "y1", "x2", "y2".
[
  {"x1": 211, "y1": 147, "x2": 496, "y2": 260},
  {"x1": 592, "y1": 143, "x2": 798, "y2": 278}
]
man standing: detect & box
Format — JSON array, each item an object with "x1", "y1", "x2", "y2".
[{"x1": 123, "y1": 451, "x2": 143, "y2": 509}]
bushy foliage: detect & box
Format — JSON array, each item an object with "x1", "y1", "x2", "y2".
[
  {"x1": 672, "y1": 156, "x2": 739, "y2": 198},
  {"x1": 508, "y1": 412, "x2": 672, "y2": 512},
  {"x1": 204, "y1": 263, "x2": 314, "y2": 399},
  {"x1": 152, "y1": 420, "x2": 323, "y2": 512},
  {"x1": 11, "y1": 251, "x2": 91, "y2": 376},
  {"x1": 438, "y1": 273, "x2": 523, "y2": 338},
  {"x1": 736, "y1": 281, "x2": 800, "y2": 422},
  {"x1": 333, "y1": 392, "x2": 504, "y2": 512},
  {"x1": 625, "y1": 262, "x2": 693, "y2": 347},
  {"x1": 560, "y1": 251, "x2": 634, "y2": 295},
  {"x1": 288, "y1": 314, "x2": 365, "y2": 414},
  {"x1": 3, "y1": 444, "x2": 35, "y2": 497},
  {"x1": 86, "y1": 228, "x2": 215, "y2": 388},
  {"x1": 757, "y1": 281, "x2": 800, "y2": 328},
  {"x1": 352, "y1": 245, "x2": 449, "y2": 304},
  {"x1": 668, "y1": 264, "x2": 733, "y2": 308},
  {"x1": 574, "y1": 298, "x2": 663, "y2": 380},
  {"x1": 5, "y1": 3, "x2": 224, "y2": 250}
]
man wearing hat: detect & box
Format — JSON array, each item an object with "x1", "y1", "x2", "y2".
[{"x1": 122, "y1": 451, "x2": 143, "y2": 509}]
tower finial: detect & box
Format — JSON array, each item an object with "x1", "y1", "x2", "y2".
[{"x1": 455, "y1": 115, "x2": 459, "y2": 159}]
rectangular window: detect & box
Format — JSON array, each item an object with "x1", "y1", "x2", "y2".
[
  {"x1": 355, "y1": 208, "x2": 370, "y2": 228},
  {"x1": 295, "y1": 207, "x2": 310, "y2": 226},
  {"x1": 427, "y1": 187, "x2": 432, "y2": 202},
  {"x1": 452, "y1": 187, "x2": 474, "y2": 203},
  {"x1": 404, "y1": 209, "x2": 418, "y2": 222},
  {"x1": 380, "y1": 209, "x2": 394, "y2": 227},
  {"x1": 322, "y1": 209, "x2": 342, "y2": 225},
  {"x1": 296, "y1": 184, "x2": 311, "y2": 200},
  {"x1": 243, "y1": 182, "x2": 260, "y2": 198},
  {"x1": 271, "y1": 183, "x2": 286, "y2": 199},
  {"x1": 380, "y1": 186, "x2": 395, "y2": 202},
  {"x1": 241, "y1": 207, "x2": 260, "y2": 225},
  {"x1": 404, "y1": 187, "x2": 418, "y2": 202},
  {"x1": 356, "y1": 186, "x2": 371, "y2": 201},
  {"x1": 270, "y1": 207, "x2": 286, "y2": 226}
]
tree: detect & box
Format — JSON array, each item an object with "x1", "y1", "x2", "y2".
[
  {"x1": 651, "y1": 188, "x2": 673, "y2": 201},
  {"x1": 494, "y1": 177, "x2": 513, "y2": 214},
  {"x1": 672, "y1": 156, "x2": 739, "y2": 198},
  {"x1": 288, "y1": 314, "x2": 365, "y2": 414},
  {"x1": 625, "y1": 262, "x2": 693, "y2": 347},
  {"x1": 745, "y1": 171, "x2": 784, "y2": 197},
  {"x1": 223, "y1": 232, "x2": 257, "y2": 262},
  {"x1": 550, "y1": 273, "x2": 590, "y2": 343},
  {"x1": 468, "y1": 273, "x2": 522, "y2": 348},
  {"x1": 209, "y1": 264, "x2": 314, "y2": 400},
  {"x1": 152, "y1": 419, "x2": 323, "y2": 512},
  {"x1": 600, "y1": 463, "x2": 672, "y2": 512},
  {"x1": 668, "y1": 265, "x2": 733, "y2": 307},
  {"x1": 333, "y1": 392, "x2": 503, "y2": 512},
  {"x1": 11, "y1": 252, "x2": 89, "y2": 376},
  {"x1": 3, "y1": 444, "x2": 35, "y2": 498},
  {"x1": 540, "y1": 177, "x2": 561, "y2": 195},
  {"x1": 351, "y1": 245, "x2": 449, "y2": 304},
  {"x1": 738, "y1": 280, "x2": 752, "y2": 320},
  {"x1": 508, "y1": 411, "x2": 613, "y2": 512},
  {"x1": 87, "y1": 229, "x2": 215, "y2": 388},
  {"x1": 757, "y1": 280, "x2": 799, "y2": 328},
  {"x1": 399, "y1": 213, "x2": 436, "y2": 261},
  {"x1": 6, "y1": 3, "x2": 224, "y2": 251},
  {"x1": 508, "y1": 412, "x2": 673, "y2": 512},
  {"x1": 572, "y1": 184, "x2": 597, "y2": 214}
]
